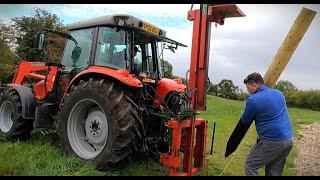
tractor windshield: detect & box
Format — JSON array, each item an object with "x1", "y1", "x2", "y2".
[
  {"x1": 61, "y1": 28, "x2": 94, "y2": 70},
  {"x1": 95, "y1": 27, "x2": 130, "y2": 69}
]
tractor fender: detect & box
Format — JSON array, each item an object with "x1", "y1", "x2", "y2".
[
  {"x1": 65, "y1": 66, "x2": 142, "y2": 94},
  {"x1": 153, "y1": 78, "x2": 187, "y2": 107},
  {"x1": 7, "y1": 84, "x2": 36, "y2": 119}
]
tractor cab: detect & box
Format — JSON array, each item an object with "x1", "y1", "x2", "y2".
[{"x1": 61, "y1": 14, "x2": 187, "y2": 80}]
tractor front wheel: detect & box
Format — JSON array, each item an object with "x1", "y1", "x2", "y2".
[
  {"x1": 0, "y1": 88, "x2": 33, "y2": 140},
  {"x1": 56, "y1": 79, "x2": 140, "y2": 171}
]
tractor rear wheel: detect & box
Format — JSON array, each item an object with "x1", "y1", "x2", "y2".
[
  {"x1": 56, "y1": 79, "x2": 140, "y2": 171},
  {"x1": 0, "y1": 88, "x2": 33, "y2": 140}
]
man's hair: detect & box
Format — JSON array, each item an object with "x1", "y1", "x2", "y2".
[{"x1": 244, "y1": 72, "x2": 264, "y2": 85}]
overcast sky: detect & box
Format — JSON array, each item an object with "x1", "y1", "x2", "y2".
[{"x1": 0, "y1": 4, "x2": 319, "y2": 90}]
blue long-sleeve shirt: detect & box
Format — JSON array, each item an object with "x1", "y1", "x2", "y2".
[{"x1": 241, "y1": 85, "x2": 293, "y2": 141}]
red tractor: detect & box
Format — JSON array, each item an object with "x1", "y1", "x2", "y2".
[{"x1": 0, "y1": 5, "x2": 244, "y2": 175}]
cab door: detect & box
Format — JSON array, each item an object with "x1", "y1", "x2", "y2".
[{"x1": 134, "y1": 40, "x2": 160, "y2": 80}]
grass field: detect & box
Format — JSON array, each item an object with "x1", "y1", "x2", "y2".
[{"x1": 0, "y1": 95, "x2": 319, "y2": 176}]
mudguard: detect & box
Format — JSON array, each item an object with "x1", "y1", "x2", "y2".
[
  {"x1": 65, "y1": 66, "x2": 142, "y2": 94},
  {"x1": 225, "y1": 118, "x2": 252, "y2": 157},
  {"x1": 7, "y1": 84, "x2": 36, "y2": 120}
]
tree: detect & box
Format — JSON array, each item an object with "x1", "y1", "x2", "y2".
[
  {"x1": 0, "y1": 41, "x2": 18, "y2": 84},
  {"x1": 283, "y1": 88, "x2": 320, "y2": 111},
  {"x1": 211, "y1": 84, "x2": 219, "y2": 96},
  {"x1": 42, "y1": 27, "x2": 68, "y2": 63},
  {"x1": 274, "y1": 80, "x2": 297, "y2": 92},
  {"x1": 12, "y1": 8, "x2": 66, "y2": 63},
  {"x1": 306, "y1": 90, "x2": 320, "y2": 110},
  {"x1": 0, "y1": 23, "x2": 19, "y2": 84},
  {"x1": 161, "y1": 59, "x2": 173, "y2": 79},
  {"x1": 207, "y1": 82, "x2": 218, "y2": 96},
  {"x1": 217, "y1": 79, "x2": 239, "y2": 100},
  {"x1": 0, "y1": 22, "x2": 17, "y2": 51},
  {"x1": 237, "y1": 88, "x2": 249, "y2": 101}
]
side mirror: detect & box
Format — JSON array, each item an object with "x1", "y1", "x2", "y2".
[
  {"x1": 37, "y1": 32, "x2": 45, "y2": 50},
  {"x1": 169, "y1": 46, "x2": 175, "y2": 53},
  {"x1": 71, "y1": 46, "x2": 82, "y2": 61},
  {"x1": 167, "y1": 45, "x2": 176, "y2": 53}
]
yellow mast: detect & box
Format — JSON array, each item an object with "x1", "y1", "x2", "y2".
[{"x1": 263, "y1": 7, "x2": 317, "y2": 88}]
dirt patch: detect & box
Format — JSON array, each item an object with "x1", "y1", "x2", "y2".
[{"x1": 295, "y1": 121, "x2": 320, "y2": 176}]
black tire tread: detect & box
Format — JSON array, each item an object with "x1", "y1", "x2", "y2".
[
  {"x1": 56, "y1": 79, "x2": 140, "y2": 171},
  {"x1": 0, "y1": 88, "x2": 33, "y2": 141}
]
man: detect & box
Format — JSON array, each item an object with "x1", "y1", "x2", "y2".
[
  {"x1": 113, "y1": 45, "x2": 140, "y2": 68},
  {"x1": 241, "y1": 72, "x2": 293, "y2": 176}
]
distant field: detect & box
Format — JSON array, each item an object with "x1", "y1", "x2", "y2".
[{"x1": 0, "y1": 95, "x2": 319, "y2": 176}]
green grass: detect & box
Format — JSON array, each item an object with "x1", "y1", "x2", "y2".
[
  {"x1": 0, "y1": 95, "x2": 319, "y2": 176},
  {"x1": 198, "y1": 96, "x2": 320, "y2": 176}
]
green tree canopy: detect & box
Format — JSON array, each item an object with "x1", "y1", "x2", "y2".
[
  {"x1": 217, "y1": 79, "x2": 239, "y2": 100},
  {"x1": 0, "y1": 23, "x2": 19, "y2": 83},
  {"x1": 236, "y1": 87, "x2": 249, "y2": 101},
  {"x1": 208, "y1": 82, "x2": 218, "y2": 96},
  {"x1": 12, "y1": 8, "x2": 66, "y2": 63},
  {"x1": 161, "y1": 59, "x2": 173, "y2": 79},
  {"x1": 274, "y1": 80, "x2": 297, "y2": 92},
  {"x1": 0, "y1": 21, "x2": 17, "y2": 51}
]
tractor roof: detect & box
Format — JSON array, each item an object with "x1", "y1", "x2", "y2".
[
  {"x1": 66, "y1": 14, "x2": 187, "y2": 47},
  {"x1": 67, "y1": 14, "x2": 166, "y2": 37}
]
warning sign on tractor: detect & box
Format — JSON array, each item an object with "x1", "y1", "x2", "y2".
[{"x1": 141, "y1": 22, "x2": 160, "y2": 35}]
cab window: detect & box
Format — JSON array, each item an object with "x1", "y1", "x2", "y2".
[
  {"x1": 61, "y1": 28, "x2": 94, "y2": 70},
  {"x1": 95, "y1": 27, "x2": 130, "y2": 69},
  {"x1": 133, "y1": 39, "x2": 159, "y2": 79},
  {"x1": 146, "y1": 43, "x2": 156, "y2": 74}
]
